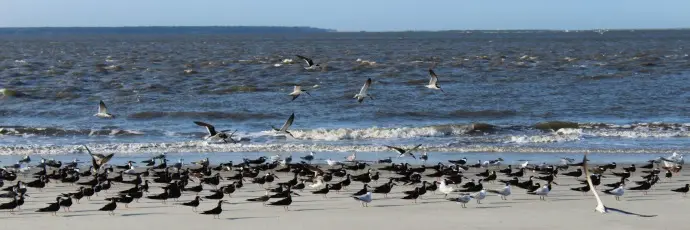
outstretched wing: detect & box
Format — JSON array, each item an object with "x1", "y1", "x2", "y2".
[
  {"x1": 193, "y1": 121, "x2": 217, "y2": 136},
  {"x1": 428, "y1": 69, "x2": 438, "y2": 85},
  {"x1": 99, "y1": 101, "x2": 108, "y2": 113},
  {"x1": 359, "y1": 78, "x2": 371, "y2": 95},
  {"x1": 582, "y1": 153, "x2": 605, "y2": 210},
  {"x1": 385, "y1": 145, "x2": 405, "y2": 154},
  {"x1": 280, "y1": 113, "x2": 295, "y2": 132},
  {"x1": 409, "y1": 144, "x2": 423, "y2": 152},
  {"x1": 296, "y1": 55, "x2": 314, "y2": 66},
  {"x1": 293, "y1": 85, "x2": 301, "y2": 93}
]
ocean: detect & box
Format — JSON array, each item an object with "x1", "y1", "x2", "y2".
[{"x1": 1, "y1": 29, "x2": 690, "y2": 165}]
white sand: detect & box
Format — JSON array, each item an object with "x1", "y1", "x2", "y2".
[{"x1": 1, "y1": 164, "x2": 687, "y2": 230}]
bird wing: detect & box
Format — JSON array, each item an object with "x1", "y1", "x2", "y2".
[
  {"x1": 293, "y1": 85, "x2": 301, "y2": 93},
  {"x1": 296, "y1": 55, "x2": 314, "y2": 66},
  {"x1": 428, "y1": 69, "x2": 438, "y2": 85},
  {"x1": 280, "y1": 113, "x2": 295, "y2": 132},
  {"x1": 582, "y1": 153, "x2": 605, "y2": 210},
  {"x1": 359, "y1": 78, "x2": 371, "y2": 95},
  {"x1": 99, "y1": 100, "x2": 108, "y2": 114},
  {"x1": 194, "y1": 121, "x2": 217, "y2": 136},
  {"x1": 385, "y1": 145, "x2": 405, "y2": 154},
  {"x1": 409, "y1": 144, "x2": 423, "y2": 152}
]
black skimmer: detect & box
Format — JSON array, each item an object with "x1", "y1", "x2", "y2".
[
  {"x1": 99, "y1": 199, "x2": 118, "y2": 216},
  {"x1": 267, "y1": 194, "x2": 292, "y2": 211},
  {"x1": 562, "y1": 168, "x2": 583, "y2": 178},
  {"x1": 353, "y1": 192, "x2": 372, "y2": 207},
  {"x1": 499, "y1": 177, "x2": 519, "y2": 186},
  {"x1": 385, "y1": 144, "x2": 422, "y2": 159},
  {"x1": 200, "y1": 200, "x2": 228, "y2": 218},
  {"x1": 671, "y1": 184, "x2": 689, "y2": 196},
  {"x1": 401, "y1": 187, "x2": 421, "y2": 203},
  {"x1": 571, "y1": 184, "x2": 591, "y2": 194},
  {"x1": 147, "y1": 188, "x2": 169, "y2": 204},
  {"x1": 448, "y1": 158, "x2": 468, "y2": 165},
  {"x1": 353, "y1": 78, "x2": 373, "y2": 103},
  {"x1": 612, "y1": 170, "x2": 631, "y2": 179},
  {"x1": 604, "y1": 177, "x2": 628, "y2": 188},
  {"x1": 271, "y1": 113, "x2": 295, "y2": 137},
  {"x1": 352, "y1": 184, "x2": 372, "y2": 196},
  {"x1": 36, "y1": 197, "x2": 61, "y2": 216},
  {"x1": 205, "y1": 190, "x2": 225, "y2": 200},
  {"x1": 194, "y1": 121, "x2": 237, "y2": 143},
  {"x1": 180, "y1": 196, "x2": 203, "y2": 212},
  {"x1": 300, "y1": 152, "x2": 315, "y2": 163},
  {"x1": 94, "y1": 100, "x2": 115, "y2": 118},
  {"x1": 18, "y1": 155, "x2": 31, "y2": 164},
  {"x1": 425, "y1": 69, "x2": 443, "y2": 92},
  {"x1": 0, "y1": 197, "x2": 18, "y2": 214},
  {"x1": 581, "y1": 153, "x2": 656, "y2": 217},
  {"x1": 289, "y1": 85, "x2": 311, "y2": 101},
  {"x1": 295, "y1": 55, "x2": 320, "y2": 70},
  {"x1": 246, "y1": 191, "x2": 270, "y2": 206},
  {"x1": 623, "y1": 164, "x2": 636, "y2": 173},
  {"x1": 629, "y1": 181, "x2": 652, "y2": 195},
  {"x1": 499, "y1": 165, "x2": 512, "y2": 175}
]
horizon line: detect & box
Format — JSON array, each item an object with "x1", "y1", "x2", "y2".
[{"x1": 1, "y1": 25, "x2": 690, "y2": 33}]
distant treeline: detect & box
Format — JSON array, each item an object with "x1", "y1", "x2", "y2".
[{"x1": 0, "y1": 26, "x2": 337, "y2": 35}]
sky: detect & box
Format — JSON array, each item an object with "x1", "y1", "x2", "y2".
[{"x1": 1, "y1": 0, "x2": 689, "y2": 31}]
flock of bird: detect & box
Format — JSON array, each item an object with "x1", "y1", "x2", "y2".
[
  {"x1": 0, "y1": 55, "x2": 687, "y2": 219},
  {"x1": 0, "y1": 149, "x2": 687, "y2": 218}
]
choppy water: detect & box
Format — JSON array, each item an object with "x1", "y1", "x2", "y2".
[{"x1": 2, "y1": 30, "x2": 690, "y2": 161}]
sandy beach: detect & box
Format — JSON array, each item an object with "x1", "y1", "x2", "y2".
[{"x1": 1, "y1": 162, "x2": 687, "y2": 230}]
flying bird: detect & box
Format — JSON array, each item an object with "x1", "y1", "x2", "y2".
[
  {"x1": 272, "y1": 113, "x2": 295, "y2": 137},
  {"x1": 83, "y1": 145, "x2": 114, "y2": 172},
  {"x1": 386, "y1": 144, "x2": 422, "y2": 159},
  {"x1": 289, "y1": 86, "x2": 311, "y2": 101},
  {"x1": 354, "y1": 78, "x2": 374, "y2": 103},
  {"x1": 425, "y1": 69, "x2": 443, "y2": 92},
  {"x1": 296, "y1": 55, "x2": 320, "y2": 70},
  {"x1": 194, "y1": 121, "x2": 237, "y2": 143},
  {"x1": 94, "y1": 100, "x2": 115, "y2": 118}
]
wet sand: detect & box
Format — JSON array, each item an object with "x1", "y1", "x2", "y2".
[{"x1": 1, "y1": 163, "x2": 687, "y2": 230}]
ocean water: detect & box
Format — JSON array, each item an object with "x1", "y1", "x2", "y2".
[{"x1": 1, "y1": 30, "x2": 690, "y2": 164}]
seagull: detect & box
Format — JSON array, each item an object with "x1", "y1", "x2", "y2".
[
  {"x1": 470, "y1": 189, "x2": 486, "y2": 204},
  {"x1": 296, "y1": 55, "x2": 320, "y2": 70},
  {"x1": 193, "y1": 121, "x2": 237, "y2": 143},
  {"x1": 352, "y1": 192, "x2": 372, "y2": 207},
  {"x1": 581, "y1": 153, "x2": 657, "y2": 217},
  {"x1": 527, "y1": 184, "x2": 550, "y2": 200},
  {"x1": 603, "y1": 184, "x2": 625, "y2": 201},
  {"x1": 488, "y1": 183, "x2": 511, "y2": 200},
  {"x1": 448, "y1": 194, "x2": 472, "y2": 208},
  {"x1": 386, "y1": 144, "x2": 422, "y2": 159},
  {"x1": 94, "y1": 100, "x2": 115, "y2": 118},
  {"x1": 325, "y1": 159, "x2": 342, "y2": 167},
  {"x1": 438, "y1": 179, "x2": 456, "y2": 198},
  {"x1": 354, "y1": 78, "x2": 374, "y2": 103},
  {"x1": 346, "y1": 152, "x2": 357, "y2": 162},
  {"x1": 83, "y1": 145, "x2": 114, "y2": 172},
  {"x1": 425, "y1": 69, "x2": 443, "y2": 92},
  {"x1": 272, "y1": 113, "x2": 295, "y2": 137},
  {"x1": 289, "y1": 86, "x2": 311, "y2": 101}
]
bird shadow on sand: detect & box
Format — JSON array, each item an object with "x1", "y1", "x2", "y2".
[
  {"x1": 374, "y1": 204, "x2": 407, "y2": 208},
  {"x1": 293, "y1": 207, "x2": 348, "y2": 212},
  {"x1": 226, "y1": 216, "x2": 276, "y2": 220},
  {"x1": 121, "y1": 212, "x2": 163, "y2": 217},
  {"x1": 474, "y1": 205, "x2": 512, "y2": 209}
]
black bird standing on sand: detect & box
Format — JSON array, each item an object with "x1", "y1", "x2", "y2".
[
  {"x1": 180, "y1": 196, "x2": 203, "y2": 212},
  {"x1": 312, "y1": 184, "x2": 331, "y2": 198},
  {"x1": 246, "y1": 191, "x2": 271, "y2": 206},
  {"x1": 36, "y1": 197, "x2": 61, "y2": 216},
  {"x1": 99, "y1": 199, "x2": 118, "y2": 216},
  {"x1": 562, "y1": 169, "x2": 583, "y2": 178},
  {"x1": 0, "y1": 197, "x2": 18, "y2": 214},
  {"x1": 200, "y1": 200, "x2": 229, "y2": 219},
  {"x1": 671, "y1": 184, "x2": 689, "y2": 196},
  {"x1": 267, "y1": 194, "x2": 293, "y2": 211}
]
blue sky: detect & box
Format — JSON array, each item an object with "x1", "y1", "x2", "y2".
[{"x1": 1, "y1": 0, "x2": 689, "y2": 31}]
